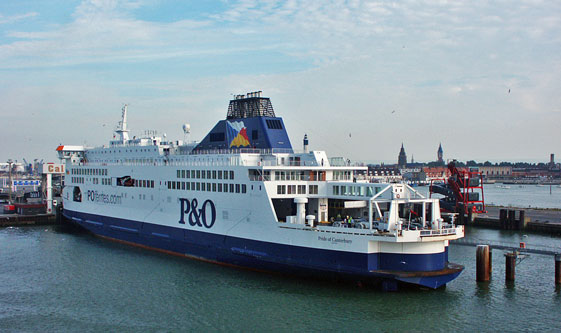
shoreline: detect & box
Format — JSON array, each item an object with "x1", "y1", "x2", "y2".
[{"x1": 486, "y1": 204, "x2": 561, "y2": 212}]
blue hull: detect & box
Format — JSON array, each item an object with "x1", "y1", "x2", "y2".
[{"x1": 63, "y1": 209, "x2": 463, "y2": 289}]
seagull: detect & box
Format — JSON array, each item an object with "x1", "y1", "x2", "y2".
[
  {"x1": 392, "y1": 110, "x2": 396, "y2": 114},
  {"x1": 508, "y1": 88, "x2": 511, "y2": 93}
]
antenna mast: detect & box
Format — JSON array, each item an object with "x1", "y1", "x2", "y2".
[{"x1": 115, "y1": 104, "x2": 130, "y2": 143}]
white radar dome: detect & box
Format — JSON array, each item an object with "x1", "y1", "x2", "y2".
[{"x1": 183, "y1": 123, "x2": 191, "y2": 134}]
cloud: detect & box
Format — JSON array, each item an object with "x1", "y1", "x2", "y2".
[
  {"x1": 0, "y1": 12, "x2": 38, "y2": 25},
  {"x1": 2, "y1": 0, "x2": 560, "y2": 70}
]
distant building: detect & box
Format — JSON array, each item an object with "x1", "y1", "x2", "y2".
[
  {"x1": 478, "y1": 166, "x2": 512, "y2": 178},
  {"x1": 367, "y1": 165, "x2": 402, "y2": 183},
  {"x1": 398, "y1": 143, "x2": 407, "y2": 168},
  {"x1": 550, "y1": 154, "x2": 555, "y2": 169},
  {"x1": 400, "y1": 167, "x2": 426, "y2": 183},
  {"x1": 437, "y1": 143, "x2": 444, "y2": 164},
  {"x1": 423, "y1": 166, "x2": 450, "y2": 180}
]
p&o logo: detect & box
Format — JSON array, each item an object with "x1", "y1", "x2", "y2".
[{"x1": 179, "y1": 198, "x2": 216, "y2": 228}]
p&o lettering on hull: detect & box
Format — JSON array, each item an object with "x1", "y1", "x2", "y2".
[{"x1": 179, "y1": 198, "x2": 216, "y2": 228}]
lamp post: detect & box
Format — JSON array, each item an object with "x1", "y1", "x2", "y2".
[{"x1": 7, "y1": 159, "x2": 13, "y2": 203}]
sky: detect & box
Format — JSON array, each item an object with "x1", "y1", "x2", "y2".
[{"x1": 1, "y1": 0, "x2": 560, "y2": 165}]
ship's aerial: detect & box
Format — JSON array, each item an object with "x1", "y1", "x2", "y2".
[{"x1": 57, "y1": 91, "x2": 465, "y2": 290}]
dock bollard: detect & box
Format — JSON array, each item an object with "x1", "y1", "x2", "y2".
[
  {"x1": 476, "y1": 245, "x2": 491, "y2": 281},
  {"x1": 555, "y1": 253, "x2": 561, "y2": 284},
  {"x1": 505, "y1": 252, "x2": 517, "y2": 281}
]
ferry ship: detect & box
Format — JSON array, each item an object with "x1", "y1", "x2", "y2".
[{"x1": 58, "y1": 92, "x2": 464, "y2": 290}]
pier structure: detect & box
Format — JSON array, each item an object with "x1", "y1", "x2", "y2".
[
  {"x1": 461, "y1": 238, "x2": 561, "y2": 285},
  {"x1": 473, "y1": 206, "x2": 561, "y2": 234}
]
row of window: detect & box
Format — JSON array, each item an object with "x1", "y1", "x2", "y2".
[
  {"x1": 332, "y1": 171, "x2": 353, "y2": 180},
  {"x1": 91, "y1": 147, "x2": 158, "y2": 154},
  {"x1": 276, "y1": 184, "x2": 318, "y2": 195},
  {"x1": 168, "y1": 181, "x2": 247, "y2": 194},
  {"x1": 274, "y1": 171, "x2": 326, "y2": 181},
  {"x1": 266, "y1": 119, "x2": 283, "y2": 129},
  {"x1": 72, "y1": 168, "x2": 107, "y2": 176},
  {"x1": 332, "y1": 185, "x2": 380, "y2": 197},
  {"x1": 71, "y1": 177, "x2": 85, "y2": 184},
  {"x1": 135, "y1": 179, "x2": 155, "y2": 188},
  {"x1": 176, "y1": 169, "x2": 235, "y2": 180}
]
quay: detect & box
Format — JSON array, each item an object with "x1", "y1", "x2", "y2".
[
  {"x1": 0, "y1": 204, "x2": 62, "y2": 227},
  {"x1": 0, "y1": 213, "x2": 57, "y2": 227},
  {"x1": 472, "y1": 206, "x2": 561, "y2": 234}
]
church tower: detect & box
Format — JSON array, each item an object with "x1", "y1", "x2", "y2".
[
  {"x1": 398, "y1": 143, "x2": 407, "y2": 167},
  {"x1": 437, "y1": 143, "x2": 444, "y2": 164}
]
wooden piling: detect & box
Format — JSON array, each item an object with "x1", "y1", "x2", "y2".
[
  {"x1": 489, "y1": 247, "x2": 492, "y2": 276},
  {"x1": 508, "y1": 210, "x2": 516, "y2": 230},
  {"x1": 476, "y1": 245, "x2": 491, "y2": 281},
  {"x1": 505, "y1": 252, "x2": 517, "y2": 281},
  {"x1": 499, "y1": 209, "x2": 507, "y2": 229},
  {"x1": 555, "y1": 253, "x2": 561, "y2": 285},
  {"x1": 518, "y1": 210, "x2": 527, "y2": 230}
]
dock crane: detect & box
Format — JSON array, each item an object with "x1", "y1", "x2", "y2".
[{"x1": 430, "y1": 161, "x2": 486, "y2": 221}]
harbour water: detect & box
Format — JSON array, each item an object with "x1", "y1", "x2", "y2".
[
  {"x1": 418, "y1": 184, "x2": 561, "y2": 209},
  {"x1": 1, "y1": 225, "x2": 560, "y2": 331}
]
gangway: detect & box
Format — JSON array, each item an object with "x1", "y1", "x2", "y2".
[{"x1": 453, "y1": 238, "x2": 561, "y2": 256}]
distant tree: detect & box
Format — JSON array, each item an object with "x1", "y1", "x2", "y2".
[
  {"x1": 499, "y1": 162, "x2": 512, "y2": 166},
  {"x1": 426, "y1": 161, "x2": 442, "y2": 167},
  {"x1": 483, "y1": 161, "x2": 492, "y2": 166},
  {"x1": 466, "y1": 160, "x2": 478, "y2": 167}
]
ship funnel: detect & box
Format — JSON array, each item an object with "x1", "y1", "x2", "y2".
[{"x1": 303, "y1": 134, "x2": 309, "y2": 153}]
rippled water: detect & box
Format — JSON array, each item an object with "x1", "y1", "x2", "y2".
[{"x1": 1, "y1": 225, "x2": 560, "y2": 332}]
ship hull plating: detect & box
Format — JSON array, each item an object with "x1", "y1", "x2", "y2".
[{"x1": 64, "y1": 209, "x2": 462, "y2": 289}]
